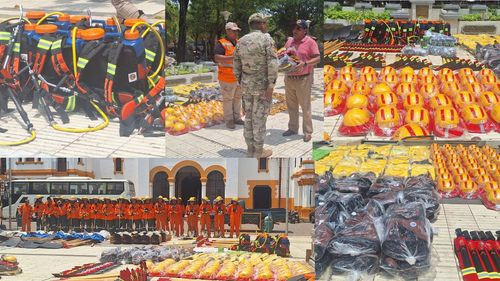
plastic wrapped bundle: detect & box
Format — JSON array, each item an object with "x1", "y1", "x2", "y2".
[
  {"x1": 366, "y1": 176, "x2": 405, "y2": 197},
  {"x1": 331, "y1": 172, "x2": 375, "y2": 196},
  {"x1": 402, "y1": 45, "x2": 428, "y2": 56},
  {"x1": 401, "y1": 188, "x2": 441, "y2": 222},
  {"x1": 314, "y1": 223, "x2": 335, "y2": 266},
  {"x1": 404, "y1": 174, "x2": 436, "y2": 190},
  {"x1": 315, "y1": 191, "x2": 365, "y2": 231},
  {"x1": 316, "y1": 172, "x2": 335, "y2": 195},
  {"x1": 327, "y1": 208, "x2": 383, "y2": 256},
  {"x1": 380, "y1": 202, "x2": 432, "y2": 278},
  {"x1": 330, "y1": 254, "x2": 380, "y2": 279}
]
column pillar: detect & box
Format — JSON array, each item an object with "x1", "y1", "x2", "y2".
[
  {"x1": 201, "y1": 178, "x2": 207, "y2": 198},
  {"x1": 168, "y1": 178, "x2": 175, "y2": 198}
]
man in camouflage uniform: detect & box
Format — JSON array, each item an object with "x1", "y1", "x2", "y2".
[{"x1": 233, "y1": 13, "x2": 278, "y2": 158}]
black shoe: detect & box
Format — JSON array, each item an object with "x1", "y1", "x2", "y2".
[
  {"x1": 234, "y1": 119, "x2": 244, "y2": 125},
  {"x1": 282, "y1": 130, "x2": 297, "y2": 136},
  {"x1": 303, "y1": 134, "x2": 312, "y2": 142}
]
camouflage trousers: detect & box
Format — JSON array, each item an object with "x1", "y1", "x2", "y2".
[{"x1": 242, "y1": 94, "x2": 271, "y2": 150}]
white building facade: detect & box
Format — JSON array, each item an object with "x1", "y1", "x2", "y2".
[{"x1": 0, "y1": 158, "x2": 315, "y2": 220}]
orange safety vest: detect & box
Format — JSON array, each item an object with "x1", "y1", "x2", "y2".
[{"x1": 217, "y1": 38, "x2": 237, "y2": 83}]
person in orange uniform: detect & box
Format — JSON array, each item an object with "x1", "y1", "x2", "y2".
[
  {"x1": 143, "y1": 197, "x2": 155, "y2": 231},
  {"x1": 171, "y1": 197, "x2": 184, "y2": 237},
  {"x1": 96, "y1": 198, "x2": 106, "y2": 231},
  {"x1": 123, "y1": 198, "x2": 132, "y2": 231},
  {"x1": 227, "y1": 197, "x2": 243, "y2": 238},
  {"x1": 168, "y1": 197, "x2": 177, "y2": 233},
  {"x1": 185, "y1": 197, "x2": 199, "y2": 237},
  {"x1": 162, "y1": 197, "x2": 170, "y2": 232},
  {"x1": 33, "y1": 196, "x2": 45, "y2": 231},
  {"x1": 132, "y1": 198, "x2": 144, "y2": 231},
  {"x1": 108, "y1": 199, "x2": 119, "y2": 231},
  {"x1": 44, "y1": 197, "x2": 55, "y2": 231},
  {"x1": 68, "y1": 197, "x2": 79, "y2": 231},
  {"x1": 62, "y1": 197, "x2": 71, "y2": 232},
  {"x1": 198, "y1": 197, "x2": 212, "y2": 238},
  {"x1": 80, "y1": 198, "x2": 90, "y2": 232},
  {"x1": 214, "y1": 22, "x2": 243, "y2": 129},
  {"x1": 154, "y1": 196, "x2": 165, "y2": 231},
  {"x1": 212, "y1": 196, "x2": 226, "y2": 238},
  {"x1": 19, "y1": 198, "x2": 33, "y2": 232},
  {"x1": 89, "y1": 198, "x2": 99, "y2": 232}
]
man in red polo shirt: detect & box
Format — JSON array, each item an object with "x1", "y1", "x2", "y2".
[{"x1": 281, "y1": 19, "x2": 320, "y2": 143}]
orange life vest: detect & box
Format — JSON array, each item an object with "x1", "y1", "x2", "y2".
[{"x1": 217, "y1": 38, "x2": 237, "y2": 83}]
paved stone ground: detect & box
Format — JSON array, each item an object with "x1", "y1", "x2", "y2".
[
  {"x1": 0, "y1": 1, "x2": 165, "y2": 157},
  {"x1": 0, "y1": 226, "x2": 312, "y2": 281},
  {"x1": 165, "y1": 68, "x2": 324, "y2": 158},
  {"x1": 323, "y1": 46, "x2": 500, "y2": 145},
  {"x1": 320, "y1": 202, "x2": 500, "y2": 281}
]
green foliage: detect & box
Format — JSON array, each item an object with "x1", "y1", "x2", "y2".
[
  {"x1": 166, "y1": 0, "x2": 179, "y2": 44},
  {"x1": 488, "y1": 14, "x2": 500, "y2": 21},
  {"x1": 324, "y1": 7, "x2": 390, "y2": 22},
  {"x1": 461, "y1": 14, "x2": 482, "y2": 21}
]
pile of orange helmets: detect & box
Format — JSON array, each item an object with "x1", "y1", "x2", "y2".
[
  {"x1": 432, "y1": 144, "x2": 499, "y2": 210},
  {"x1": 324, "y1": 65, "x2": 499, "y2": 139}
]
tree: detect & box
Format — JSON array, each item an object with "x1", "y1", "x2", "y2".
[
  {"x1": 166, "y1": 1, "x2": 179, "y2": 49},
  {"x1": 173, "y1": 0, "x2": 190, "y2": 62}
]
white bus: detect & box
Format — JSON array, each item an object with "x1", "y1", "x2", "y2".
[{"x1": 1, "y1": 177, "x2": 135, "y2": 218}]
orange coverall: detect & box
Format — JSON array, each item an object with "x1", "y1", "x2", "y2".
[
  {"x1": 213, "y1": 203, "x2": 226, "y2": 237},
  {"x1": 185, "y1": 204, "x2": 199, "y2": 235},
  {"x1": 154, "y1": 202, "x2": 165, "y2": 231},
  {"x1": 163, "y1": 203, "x2": 170, "y2": 231},
  {"x1": 227, "y1": 203, "x2": 243, "y2": 237},
  {"x1": 20, "y1": 203, "x2": 33, "y2": 232},
  {"x1": 143, "y1": 202, "x2": 154, "y2": 230},
  {"x1": 171, "y1": 204, "x2": 184, "y2": 236},
  {"x1": 132, "y1": 202, "x2": 143, "y2": 230},
  {"x1": 198, "y1": 202, "x2": 212, "y2": 237}
]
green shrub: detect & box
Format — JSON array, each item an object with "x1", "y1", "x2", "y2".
[
  {"x1": 461, "y1": 14, "x2": 482, "y2": 21},
  {"x1": 324, "y1": 7, "x2": 390, "y2": 22}
]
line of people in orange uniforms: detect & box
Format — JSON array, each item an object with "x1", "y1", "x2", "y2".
[{"x1": 18, "y1": 195, "x2": 244, "y2": 237}]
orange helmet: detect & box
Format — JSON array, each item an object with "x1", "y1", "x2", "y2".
[
  {"x1": 340, "y1": 65, "x2": 355, "y2": 75},
  {"x1": 375, "y1": 105, "x2": 400, "y2": 127},
  {"x1": 438, "y1": 172, "x2": 453, "y2": 181},
  {"x1": 351, "y1": 81, "x2": 371, "y2": 95},
  {"x1": 420, "y1": 83, "x2": 440, "y2": 98},
  {"x1": 478, "y1": 91, "x2": 500, "y2": 108},
  {"x1": 360, "y1": 66, "x2": 376, "y2": 75},
  {"x1": 454, "y1": 91, "x2": 476, "y2": 107},
  {"x1": 327, "y1": 80, "x2": 348, "y2": 94},
  {"x1": 479, "y1": 74, "x2": 497, "y2": 86},
  {"x1": 396, "y1": 82, "x2": 416, "y2": 97},
  {"x1": 441, "y1": 81, "x2": 461, "y2": 97},
  {"x1": 376, "y1": 92, "x2": 398, "y2": 107},
  {"x1": 343, "y1": 108, "x2": 371, "y2": 127},
  {"x1": 461, "y1": 74, "x2": 479, "y2": 85},
  {"x1": 340, "y1": 72, "x2": 356, "y2": 84},
  {"x1": 330, "y1": 91, "x2": 344, "y2": 108},
  {"x1": 400, "y1": 73, "x2": 417, "y2": 84},
  {"x1": 360, "y1": 73, "x2": 378, "y2": 84},
  {"x1": 459, "y1": 180, "x2": 478, "y2": 194},
  {"x1": 381, "y1": 73, "x2": 399, "y2": 85},
  {"x1": 458, "y1": 68, "x2": 474, "y2": 79},
  {"x1": 438, "y1": 67, "x2": 453, "y2": 77},
  {"x1": 372, "y1": 83, "x2": 393, "y2": 96},
  {"x1": 392, "y1": 124, "x2": 429, "y2": 140},
  {"x1": 430, "y1": 94, "x2": 452, "y2": 109},
  {"x1": 465, "y1": 82, "x2": 483, "y2": 97},
  {"x1": 324, "y1": 65, "x2": 336, "y2": 84},
  {"x1": 405, "y1": 106, "x2": 430, "y2": 126},
  {"x1": 491, "y1": 103, "x2": 500, "y2": 123},
  {"x1": 346, "y1": 94, "x2": 369, "y2": 109},
  {"x1": 400, "y1": 66, "x2": 415, "y2": 76},
  {"x1": 403, "y1": 93, "x2": 424, "y2": 109},
  {"x1": 479, "y1": 68, "x2": 494, "y2": 78},
  {"x1": 420, "y1": 74, "x2": 437, "y2": 85},
  {"x1": 380, "y1": 66, "x2": 396, "y2": 77},
  {"x1": 462, "y1": 103, "x2": 488, "y2": 124},
  {"x1": 418, "y1": 67, "x2": 433, "y2": 78},
  {"x1": 437, "y1": 178, "x2": 455, "y2": 193},
  {"x1": 435, "y1": 106, "x2": 459, "y2": 128},
  {"x1": 439, "y1": 71, "x2": 455, "y2": 83}
]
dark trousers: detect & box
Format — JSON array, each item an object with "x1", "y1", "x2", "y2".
[{"x1": 36, "y1": 217, "x2": 43, "y2": 231}]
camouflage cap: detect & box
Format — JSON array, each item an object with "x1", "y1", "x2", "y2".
[{"x1": 248, "y1": 13, "x2": 269, "y2": 25}]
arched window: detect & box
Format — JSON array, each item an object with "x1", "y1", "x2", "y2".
[
  {"x1": 114, "y1": 158, "x2": 123, "y2": 174},
  {"x1": 206, "y1": 171, "x2": 225, "y2": 201},
  {"x1": 152, "y1": 172, "x2": 169, "y2": 199}
]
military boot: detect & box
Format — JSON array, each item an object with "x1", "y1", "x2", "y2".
[
  {"x1": 246, "y1": 144, "x2": 255, "y2": 157},
  {"x1": 254, "y1": 148, "x2": 273, "y2": 158}
]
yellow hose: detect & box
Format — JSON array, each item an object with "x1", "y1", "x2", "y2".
[
  {"x1": 0, "y1": 17, "x2": 32, "y2": 24},
  {"x1": 51, "y1": 101, "x2": 109, "y2": 133},
  {"x1": 130, "y1": 21, "x2": 165, "y2": 86},
  {"x1": 112, "y1": 16, "x2": 122, "y2": 34},
  {"x1": 141, "y1": 20, "x2": 165, "y2": 38},
  {"x1": 50, "y1": 26, "x2": 109, "y2": 133},
  {"x1": 36, "y1": 12, "x2": 65, "y2": 25},
  {"x1": 0, "y1": 130, "x2": 36, "y2": 146}
]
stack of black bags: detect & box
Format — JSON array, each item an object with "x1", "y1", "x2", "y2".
[{"x1": 315, "y1": 172, "x2": 439, "y2": 280}]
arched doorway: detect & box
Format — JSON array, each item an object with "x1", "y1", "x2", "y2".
[
  {"x1": 152, "y1": 172, "x2": 169, "y2": 199},
  {"x1": 253, "y1": 185, "x2": 271, "y2": 209},
  {"x1": 206, "y1": 171, "x2": 225, "y2": 201},
  {"x1": 175, "y1": 166, "x2": 201, "y2": 205}
]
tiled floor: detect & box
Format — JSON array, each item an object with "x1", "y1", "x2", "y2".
[
  {"x1": 326, "y1": 202, "x2": 500, "y2": 281},
  {"x1": 165, "y1": 69, "x2": 325, "y2": 158}
]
